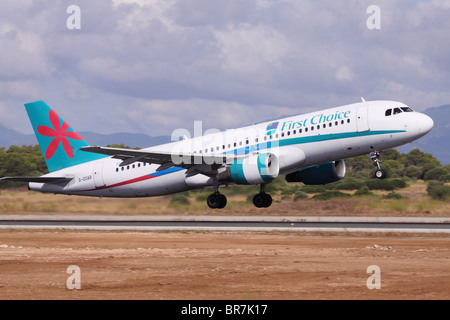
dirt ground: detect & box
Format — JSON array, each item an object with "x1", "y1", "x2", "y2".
[{"x1": 0, "y1": 230, "x2": 449, "y2": 300}]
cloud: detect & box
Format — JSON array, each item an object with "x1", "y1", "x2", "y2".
[
  {"x1": 0, "y1": 0, "x2": 449, "y2": 136},
  {"x1": 125, "y1": 98, "x2": 293, "y2": 135}
]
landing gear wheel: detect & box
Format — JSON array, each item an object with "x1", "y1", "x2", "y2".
[
  {"x1": 253, "y1": 193, "x2": 272, "y2": 208},
  {"x1": 375, "y1": 169, "x2": 387, "y2": 179},
  {"x1": 370, "y1": 150, "x2": 388, "y2": 179},
  {"x1": 207, "y1": 193, "x2": 227, "y2": 209},
  {"x1": 217, "y1": 194, "x2": 227, "y2": 208}
]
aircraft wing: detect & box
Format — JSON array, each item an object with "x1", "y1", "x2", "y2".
[
  {"x1": 0, "y1": 176, "x2": 73, "y2": 183},
  {"x1": 81, "y1": 146, "x2": 244, "y2": 171}
]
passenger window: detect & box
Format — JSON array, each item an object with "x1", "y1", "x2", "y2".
[
  {"x1": 385, "y1": 109, "x2": 392, "y2": 116},
  {"x1": 305, "y1": 127, "x2": 308, "y2": 132}
]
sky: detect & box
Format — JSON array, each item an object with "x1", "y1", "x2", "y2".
[{"x1": 0, "y1": 0, "x2": 449, "y2": 138}]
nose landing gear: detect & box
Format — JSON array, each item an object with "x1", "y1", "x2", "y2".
[{"x1": 370, "y1": 150, "x2": 387, "y2": 179}]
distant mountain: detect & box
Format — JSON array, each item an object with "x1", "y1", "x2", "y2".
[
  {"x1": 1, "y1": 105, "x2": 448, "y2": 164},
  {"x1": 0, "y1": 123, "x2": 36, "y2": 147},
  {"x1": 396, "y1": 104, "x2": 450, "y2": 165}
]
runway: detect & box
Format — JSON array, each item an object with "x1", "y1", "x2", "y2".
[{"x1": 0, "y1": 215, "x2": 449, "y2": 233}]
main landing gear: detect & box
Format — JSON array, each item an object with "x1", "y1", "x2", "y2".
[
  {"x1": 206, "y1": 192, "x2": 227, "y2": 209},
  {"x1": 206, "y1": 177, "x2": 227, "y2": 209},
  {"x1": 206, "y1": 182, "x2": 273, "y2": 209},
  {"x1": 370, "y1": 150, "x2": 387, "y2": 179},
  {"x1": 252, "y1": 184, "x2": 272, "y2": 208}
]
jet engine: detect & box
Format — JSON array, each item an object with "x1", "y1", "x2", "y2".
[
  {"x1": 285, "y1": 160, "x2": 346, "y2": 185},
  {"x1": 227, "y1": 153, "x2": 279, "y2": 185}
]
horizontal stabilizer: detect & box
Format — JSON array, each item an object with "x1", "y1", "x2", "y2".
[{"x1": 0, "y1": 176, "x2": 73, "y2": 183}]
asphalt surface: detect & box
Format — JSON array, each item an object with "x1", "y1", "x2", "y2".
[{"x1": 0, "y1": 215, "x2": 449, "y2": 233}]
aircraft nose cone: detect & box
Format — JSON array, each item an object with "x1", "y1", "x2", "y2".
[{"x1": 419, "y1": 114, "x2": 434, "y2": 134}]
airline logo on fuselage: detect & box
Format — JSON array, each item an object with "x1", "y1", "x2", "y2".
[
  {"x1": 280, "y1": 110, "x2": 351, "y2": 132},
  {"x1": 266, "y1": 122, "x2": 279, "y2": 135}
]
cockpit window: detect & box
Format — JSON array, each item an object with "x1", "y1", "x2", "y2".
[
  {"x1": 393, "y1": 107, "x2": 402, "y2": 115},
  {"x1": 386, "y1": 106, "x2": 414, "y2": 116}
]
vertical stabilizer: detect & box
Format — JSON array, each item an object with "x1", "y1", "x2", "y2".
[{"x1": 24, "y1": 100, "x2": 106, "y2": 172}]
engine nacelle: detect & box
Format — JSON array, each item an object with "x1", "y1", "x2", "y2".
[
  {"x1": 228, "y1": 153, "x2": 279, "y2": 185},
  {"x1": 285, "y1": 160, "x2": 346, "y2": 185}
]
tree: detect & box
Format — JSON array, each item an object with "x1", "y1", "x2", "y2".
[
  {"x1": 424, "y1": 167, "x2": 449, "y2": 181},
  {"x1": 404, "y1": 165, "x2": 422, "y2": 179},
  {"x1": 402, "y1": 149, "x2": 441, "y2": 179},
  {"x1": 0, "y1": 145, "x2": 48, "y2": 188},
  {"x1": 427, "y1": 181, "x2": 450, "y2": 201}
]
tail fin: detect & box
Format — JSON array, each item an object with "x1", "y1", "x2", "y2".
[{"x1": 25, "y1": 100, "x2": 106, "y2": 172}]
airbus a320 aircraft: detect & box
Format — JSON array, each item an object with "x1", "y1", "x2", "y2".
[{"x1": 1, "y1": 99, "x2": 433, "y2": 209}]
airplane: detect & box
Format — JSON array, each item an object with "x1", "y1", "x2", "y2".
[{"x1": 0, "y1": 99, "x2": 433, "y2": 209}]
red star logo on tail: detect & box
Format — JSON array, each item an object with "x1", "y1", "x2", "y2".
[{"x1": 37, "y1": 110, "x2": 83, "y2": 159}]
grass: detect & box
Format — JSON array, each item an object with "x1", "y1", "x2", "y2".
[{"x1": 0, "y1": 181, "x2": 448, "y2": 217}]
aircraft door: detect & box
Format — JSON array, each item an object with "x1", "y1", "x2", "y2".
[
  {"x1": 356, "y1": 105, "x2": 370, "y2": 133},
  {"x1": 93, "y1": 161, "x2": 105, "y2": 188}
]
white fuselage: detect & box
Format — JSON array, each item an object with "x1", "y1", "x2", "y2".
[{"x1": 29, "y1": 100, "x2": 434, "y2": 197}]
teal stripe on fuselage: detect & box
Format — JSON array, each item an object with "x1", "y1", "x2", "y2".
[{"x1": 223, "y1": 130, "x2": 405, "y2": 155}]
